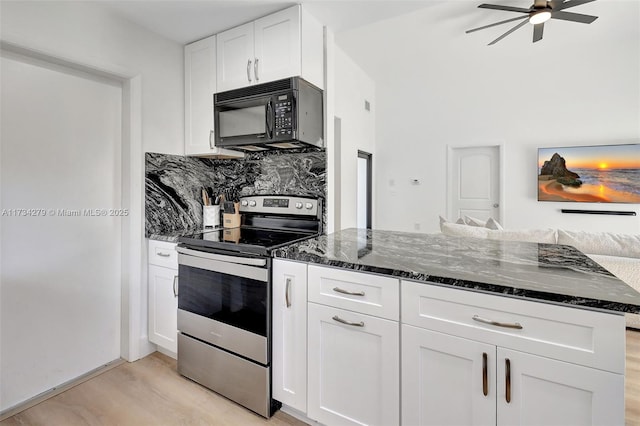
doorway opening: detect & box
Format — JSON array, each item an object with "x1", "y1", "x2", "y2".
[{"x1": 357, "y1": 150, "x2": 372, "y2": 229}]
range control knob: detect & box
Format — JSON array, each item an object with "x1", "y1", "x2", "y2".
[
  {"x1": 241, "y1": 200, "x2": 249, "y2": 207},
  {"x1": 305, "y1": 202, "x2": 313, "y2": 210},
  {"x1": 249, "y1": 200, "x2": 257, "y2": 207},
  {"x1": 295, "y1": 202, "x2": 303, "y2": 209}
]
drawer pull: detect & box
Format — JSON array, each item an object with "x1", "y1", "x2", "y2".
[
  {"x1": 332, "y1": 315, "x2": 364, "y2": 327},
  {"x1": 472, "y1": 315, "x2": 523, "y2": 330},
  {"x1": 505, "y1": 358, "x2": 511, "y2": 403},
  {"x1": 482, "y1": 352, "x2": 488, "y2": 396},
  {"x1": 333, "y1": 287, "x2": 365, "y2": 296},
  {"x1": 157, "y1": 252, "x2": 171, "y2": 257},
  {"x1": 285, "y1": 278, "x2": 292, "y2": 308}
]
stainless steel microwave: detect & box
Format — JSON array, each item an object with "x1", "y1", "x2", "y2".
[{"x1": 214, "y1": 77, "x2": 323, "y2": 152}]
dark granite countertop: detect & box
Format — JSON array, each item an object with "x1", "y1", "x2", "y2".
[
  {"x1": 272, "y1": 228, "x2": 640, "y2": 314},
  {"x1": 148, "y1": 227, "x2": 224, "y2": 243}
]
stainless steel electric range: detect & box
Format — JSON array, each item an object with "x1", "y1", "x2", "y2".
[{"x1": 176, "y1": 195, "x2": 321, "y2": 418}]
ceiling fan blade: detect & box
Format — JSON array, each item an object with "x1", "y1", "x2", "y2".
[
  {"x1": 549, "y1": 0, "x2": 566, "y2": 8},
  {"x1": 466, "y1": 15, "x2": 528, "y2": 34},
  {"x1": 551, "y1": 11, "x2": 598, "y2": 24},
  {"x1": 533, "y1": 23, "x2": 544, "y2": 42},
  {"x1": 554, "y1": 0, "x2": 597, "y2": 11},
  {"x1": 488, "y1": 19, "x2": 530, "y2": 45},
  {"x1": 478, "y1": 3, "x2": 531, "y2": 14}
]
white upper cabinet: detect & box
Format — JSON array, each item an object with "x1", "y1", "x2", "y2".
[
  {"x1": 217, "y1": 5, "x2": 323, "y2": 92},
  {"x1": 216, "y1": 23, "x2": 255, "y2": 92},
  {"x1": 253, "y1": 7, "x2": 301, "y2": 85},
  {"x1": 184, "y1": 35, "x2": 243, "y2": 158}
]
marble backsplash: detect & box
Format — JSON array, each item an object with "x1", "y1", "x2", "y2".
[{"x1": 145, "y1": 149, "x2": 326, "y2": 237}]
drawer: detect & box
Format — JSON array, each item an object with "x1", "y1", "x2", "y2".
[
  {"x1": 148, "y1": 240, "x2": 178, "y2": 269},
  {"x1": 401, "y1": 280, "x2": 625, "y2": 374},
  {"x1": 308, "y1": 265, "x2": 399, "y2": 320}
]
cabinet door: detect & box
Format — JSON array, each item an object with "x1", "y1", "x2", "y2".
[
  {"x1": 253, "y1": 6, "x2": 301, "y2": 85},
  {"x1": 307, "y1": 303, "x2": 399, "y2": 426},
  {"x1": 216, "y1": 22, "x2": 255, "y2": 91},
  {"x1": 497, "y1": 348, "x2": 624, "y2": 426},
  {"x1": 148, "y1": 264, "x2": 178, "y2": 354},
  {"x1": 184, "y1": 36, "x2": 216, "y2": 156},
  {"x1": 272, "y1": 259, "x2": 308, "y2": 412},
  {"x1": 402, "y1": 325, "x2": 496, "y2": 426}
]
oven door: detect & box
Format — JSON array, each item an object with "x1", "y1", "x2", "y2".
[
  {"x1": 214, "y1": 95, "x2": 274, "y2": 148},
  {"x1": 176, "y1": 246, "x2": 270, "y2": 364}
]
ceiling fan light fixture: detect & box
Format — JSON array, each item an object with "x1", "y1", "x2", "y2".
[{"x1": 529, "y1": 10, "x2": 552, "y2": 24}]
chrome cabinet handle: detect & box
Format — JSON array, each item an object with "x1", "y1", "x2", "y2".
[
  {"x1": 285, "y1": 278, "x2": 291, "y2": 308},
  {"x1": 332, "y1": 315, "x2": 364, "y2": 327},
  {"x1": 505, "y1": 358, "x2": 511, "y2": 403},
  {"x1": 482, "y1": 352, "x2": 488, "y2": 396},
  {"x1": 173, "y1": 276, "x2": 179, "y2": 297},
  {"x1": 333, "y1": 287, "x2": 365, "y2": 296},
  {"x1": 209, "y1": 130, "x2": 214, "y2": 149},
  {"x1": 473, "y1": 315, "x2": 522, "y2": 330},
  {"x1": 247, "y1": 59, "x2": 252, "y2": 82},
  {"x1": 157, "y1": 252, "x2": 171, "y2": 258},
  {"x1": 254, "y1": 58, "x2": 259, "y2": 81}
]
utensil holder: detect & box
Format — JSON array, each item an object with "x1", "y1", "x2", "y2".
[
  {"x1": 203, "y1": 205, "x2": 221, "y2": 228},
  {"x1": 223, "y1": 202, "x2": 241, "y2": 228}
]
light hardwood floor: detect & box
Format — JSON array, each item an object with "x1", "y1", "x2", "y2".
[
  {"x1": 1, "y1": 352, "x2": 305, "y2": 426},
  {"x1": 3, "y1": 329, "x2": 640, "y2": 426}
]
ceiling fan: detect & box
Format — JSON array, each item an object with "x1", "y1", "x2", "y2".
[{"x1": 466, "y1": 0, "x2": 598, "y2": 45}]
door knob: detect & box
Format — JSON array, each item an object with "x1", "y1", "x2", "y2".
[{"x1": 493, "y1": 203, "x2": 499, "y2": 208}]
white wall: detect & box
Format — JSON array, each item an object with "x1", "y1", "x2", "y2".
[
  {"x1": 1, "y1": 55, "x2": 123, "y2": 411},
  {"x1": 336, "y1": 1, "x2": 640, "y2": 234},
  {"x1": 0, "y1": 1, "x2": 184, "y2": 156},
  {"x1": 0, "y1": 1, "x2": 184, "y2": 410},
  {"x1": 334, "y1": 46, "x2": 376, "y2": 229}
]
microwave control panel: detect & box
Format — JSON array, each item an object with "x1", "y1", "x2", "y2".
[{"x1": 274, "y1": 95, "x2": 293, "y2": 137}]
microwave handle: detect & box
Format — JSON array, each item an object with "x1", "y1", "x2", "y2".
[{"x1": 266, "y1": 100, "x2": 274, "y2": 139}]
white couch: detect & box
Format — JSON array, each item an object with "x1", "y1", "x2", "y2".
[{"x1": 440, "y1": 220, "x2": 640, "y2": 329}]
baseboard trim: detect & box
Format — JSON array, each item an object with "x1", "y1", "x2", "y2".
[
  {"x1": 0, "y1": 358, "x2": 125, "y2": 421},
  {"x1": 279, "y1": 404, "x2": 319, "y2": 425}
]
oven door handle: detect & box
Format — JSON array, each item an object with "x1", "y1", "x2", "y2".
[{"x1": 177, "y1": 246, "x2": 267, "y2": 267}]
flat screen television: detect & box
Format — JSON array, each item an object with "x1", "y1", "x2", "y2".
[{"x1": 538, "y1": 143, "x2": 640, "y2": 203}]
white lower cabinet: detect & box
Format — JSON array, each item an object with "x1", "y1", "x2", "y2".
[
  {"x1": 402, "y1": 325, "x2": 496, "y2": 426},
  {"x1": 148, "y1": 240, "x2": 178, "y2": 355},
  {"x1": 496, "y1": 348, "x2": 624, "y2": 426},
  {"x1": 269, "y1": 263, "x2": 626, "y2": 426},
  {"x1": 307, "y1": 302, "x2": 400, "y2": 426},
  {"x1": 272, "y1": 259, "x2": 308, "y2": 412},
  {"x1": 402, "y1": 326, "x2": 624, "y2": 426},
  {"x1": 401, "y1": 280, "x2": 625, "y2": 426}
]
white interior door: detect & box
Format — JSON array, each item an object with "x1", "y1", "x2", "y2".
[
  {"x1": 1, "y1": 53, "x2": 122, "y2": 411},
  {"x1": 448, "y1": 146, "x2": 500, "y2": 222}
]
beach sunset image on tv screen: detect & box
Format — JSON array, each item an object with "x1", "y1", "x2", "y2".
[{"x1": 538, "y1": 144, "x2": 640, "y2": 203}]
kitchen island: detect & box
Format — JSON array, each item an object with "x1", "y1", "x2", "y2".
[{"x1": 271, "y1": 228, "x2": 640, "y2": 426}]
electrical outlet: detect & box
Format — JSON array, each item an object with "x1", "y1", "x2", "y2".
[{"x1": 414, "y1": 223, "x2": 420, "y2": 230}]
